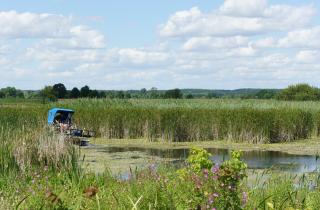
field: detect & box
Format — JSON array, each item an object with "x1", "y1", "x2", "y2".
[{"x1": 1, "y1": 98, "x2": 320, "y2": 209}]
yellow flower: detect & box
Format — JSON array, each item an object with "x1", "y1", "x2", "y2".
[{"x1": 267, "y1": 202, "x2": 274, "y2": 210}]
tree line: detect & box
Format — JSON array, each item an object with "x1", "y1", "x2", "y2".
[
  {"x1": 1, "y1": 83, "x2": 320, "y2": 101},
  {"x1": 38, "y1": 84, "x2": 186, "y2": 101}
]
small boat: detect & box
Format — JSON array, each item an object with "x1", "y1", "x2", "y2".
[{"x1": 47, "y1": 108, "x2": 95, "y2": 146}]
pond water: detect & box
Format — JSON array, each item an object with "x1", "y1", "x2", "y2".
[{"x1": 81, "y1": 145, "x2": 320, "y2": 174}]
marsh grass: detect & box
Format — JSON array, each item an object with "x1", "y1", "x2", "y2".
[{"x1": 1, "y1": 99, "x2": 320, "y2": 209}]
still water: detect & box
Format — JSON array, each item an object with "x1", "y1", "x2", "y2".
[{"x1": 82, "y1": 146, "x2": 320, "y2": 173}]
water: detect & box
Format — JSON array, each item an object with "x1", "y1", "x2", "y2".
[{"x1": 82, "y1": 145, "x2": 320, "y2": 173}]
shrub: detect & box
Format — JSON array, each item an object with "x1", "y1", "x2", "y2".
[
  {"x1": 277, "y1": 84, "x2": 320, "y2": 101},
  {"x1": 176, "y1": 148, "x2": 248, "y2": 209}
]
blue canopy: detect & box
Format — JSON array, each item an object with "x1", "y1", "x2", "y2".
[{"x1": 48, "y1": 108, "x2": 75, "y2": 125}]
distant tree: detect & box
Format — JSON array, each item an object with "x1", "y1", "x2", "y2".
[
  {"x1": 255, "y1": 89, "x2": 277, "y2": 99},
  {"x1": 277, "y1": 84, "x2": 320, "y2": 101},
  {"x1": 70, "y1": 87, "x2": 80, "y2": 98},
  {"x1": 99, "y1": 91, "x2": 106, "y2": 98},
  {"x1": 164, "y1": 88, "x2": 183, "y2": 99},
  {"x1": 149, "y1": 87, "x2": 159, "y2": 99},
  {"x1": 140, "y1": 88, "x2": 147, "y2": 94},
  {"x1": 185, "y1": 94, "x2": 194, "y2": 99},
  {"x1": 116, "y1": 91, "x2": 125, "y2": 99},
  {"x1": 80, "y1": 85, "x2": 90, "y2": 98},
  {"x1": 52, "y1": 83, "x2": 67, "y2": 99},
  {"x1": 125, "y1": 92, "x2": 131, "y2": 99},
  {"x1": 40, "y1": 86, "x2": 57, "y2": 102},
  {"x1": 206, "y1": 92, "x2": 218, "y2": 99},
  {"x1": 1, "y1": 87, "x2": 24, "y2": 98},
  {"x1": 105, "y1": 91, "x2": 115, "y2": 99},
  {"x1": 0, "y1": 91, "x2": 4, "y2": 98},
  {"x1": 139, "y1": 88, "x2": 147, "y2": 98},
  {"x1": 89, "y1": 90, "x2": 99, "y2": 98}
]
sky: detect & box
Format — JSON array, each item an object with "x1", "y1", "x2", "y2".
[{"x1": 1, "y1": 0, "x2": 320, "y2": 90}]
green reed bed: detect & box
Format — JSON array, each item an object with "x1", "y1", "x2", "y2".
[
  {"x1": 71, "y1": 106, "x2": 314, "y2": 143},
  {"x1": 1, "y1": 98, "x2": 319, "y2": 144}
]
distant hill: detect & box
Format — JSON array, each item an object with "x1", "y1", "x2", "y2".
[{"x1": 180, "y1": 88, "x2": 281, "y2": 97}]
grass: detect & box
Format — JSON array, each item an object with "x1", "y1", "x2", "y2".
[
  {"x1": 2, "y1": 98, "x2": 319, "y2": 143},
  {"x1": 1, "y1": 148, "x2": 320, "y2": 209},
  {"x1": 2, "y1": 98, "x2": 320, "y2": 209}
]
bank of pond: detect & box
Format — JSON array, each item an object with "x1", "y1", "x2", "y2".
[
  {"x1": 81, "y1": 145, "x2": 320, "y2": 174},
  {"x1": 1, "y1": 147, "x2": 320, "y2": 209}
]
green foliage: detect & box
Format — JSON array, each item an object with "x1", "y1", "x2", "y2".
[
  {"x1": 0, "y1": 87, "x2": 24, "y2": 98},
  {"x1": 187, "y1": 147, "x2": 213, "y2": 173},
  {"x1": 185, "y1": 93, "x2": 194, "y2": 99},
  {"x1": 206, "y1": 92, "x2": 219, "y2": 99},
  {"x1": 255, "y1": 89, "x2": 278, "y2": 99},
  {"x1": 52, "y1": 83, "x2": 67, "y2": 99},
  {"x1": 40, "y1": 86, "x2": 57, "y2": 102},
  {"x1": 1, "y1": 105, "x2": 320, "y2": 209},
  {"x1": 164, "y1": 88, "x2": 183, "y2": 99},
  {"x1": 176, "y1": 148, "x2": 248, "y2": 209},
  {"x1": 80, "y1": 85, "x2": 90, "y2": 97},
  {"x1": 277, "y1": 83, "x2": 320, "y2": 101},
  {"x1": 70, "y1": 87, "x2": 80, "y2": 98}
]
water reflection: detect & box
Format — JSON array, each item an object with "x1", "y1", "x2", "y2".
[{"x1": 87, "y1": 146, "x2": 319, "y2": 173}]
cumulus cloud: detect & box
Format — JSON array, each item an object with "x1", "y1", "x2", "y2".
[
  {"x1": 159, "y1": 3, "x2": 315, "y2": 37},
  {"x1": 220, "y1": 0, "x2": 268, "y2": 17},
  {"x1": 278, "y1": 26, "x2": 320, "y2": 49},
  {"x1": 0, "y1": 11, "x2": 71, "y2": 38},
  {"x1": 183, "y1": 36, "x2": 249, "y2": 51},
  {"x1": 41, "y1": 26, "x2": 106, "y2": 49},
  {"x1": 0, "y1": 10, "x2": 106, "y2": 50},
  {"x1": 116, "y1": 48, "x2": 172, "y2": 66},
  {"x1": 2, "y1": 0, "x2": 320, "y2": 90},
  {"x1": 296, "y1": 50, "x2": 320, "y2": 63}
]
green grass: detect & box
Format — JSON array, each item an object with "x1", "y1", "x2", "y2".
[
  {"x1": 1, "y1": 98, "x2": 320, "y2": 209},
  {"x1": 2, "y1": 98, "x2": 319, "y2": 143}
]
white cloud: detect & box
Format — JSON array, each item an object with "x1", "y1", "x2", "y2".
[
  {"x1": 227, "y1": 45, "x2": 257, "y2": 57},
  {"x1": 42, "y1": 26, "x2": 105, "y2": 49},
  {"x1": 296, "y1": 50, "x2": 320, "y2": 63},
  {"x1": 220, "y1": 0, "x2": 268, "y2": 17},
  {"x1": 251, "y1": 37, "x2": 275, "y2": 48},
  {"x1": 116, "y1": 48, "x2": 172, "y2": 66},
  {"x1": 0, "y1": 11, "x2": 71, "y2": 38},
  {"x1": 159, "y1": 4, "x2": 315, "y2": 38},
  {"x1": 278, "y1": 26, "x2": 320, "y2": 49},
  {"x1": 1, "y1": 1, "x2": 320, "y2": 90},
  {"x1": 182, "y1": 36, "x2": 248, "y2": 51}
]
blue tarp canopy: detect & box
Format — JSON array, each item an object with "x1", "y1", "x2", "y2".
[{"x1": 48, "y1": 108, "x2": 75, "y2": 125}]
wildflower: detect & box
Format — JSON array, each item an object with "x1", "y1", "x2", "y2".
[
  {"x1": 203, "y1": 169, "x2": 209, "y2": 179},
  {"x1": 242, "y1": 191, "x2": 248, "y2": 205},
  {"x1": 211, "y1": 165, "x2": 219, "y2": 173},
  {"x1": 213, "y1": 193, "x2": 219, "y2": 198}
]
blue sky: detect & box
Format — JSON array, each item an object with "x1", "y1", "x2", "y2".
[{"x1": 1, "y1": 0, "x2": 320, "y2": 89}]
